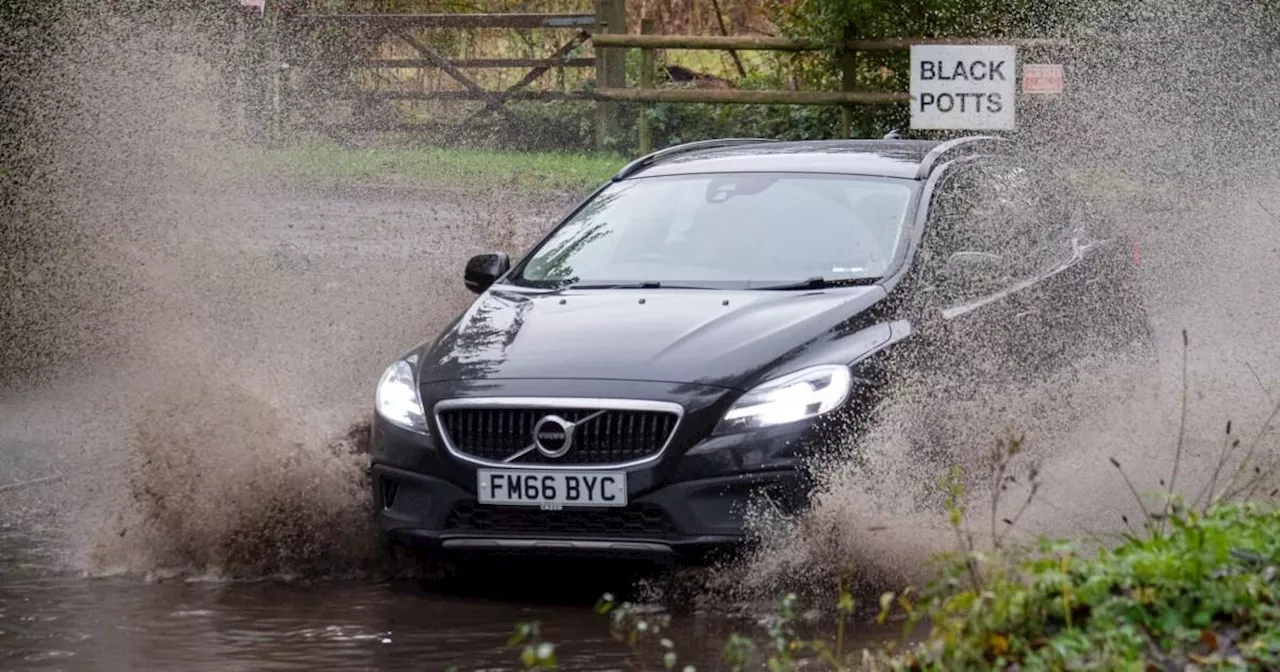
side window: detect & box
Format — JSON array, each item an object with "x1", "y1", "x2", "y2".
[
  {"x1": 920, "y1": 159, "x2": 1073, "y2": 303},
  {"x1": 918, "y1": 161, "x2": 1018, "y2": 302}
]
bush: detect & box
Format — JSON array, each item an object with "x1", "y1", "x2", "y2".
[
  {"x1": 493, "y1": 500, "x2": 1280, "y2": 672},
  {"x1": 895, "y1": 500, "x2": 1280, "y2": 670}
]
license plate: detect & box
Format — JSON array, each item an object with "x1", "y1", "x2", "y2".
[{"x1": 477, "y1": 470, "x2": 628, "y2": 509}]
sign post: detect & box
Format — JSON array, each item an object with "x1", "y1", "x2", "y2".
[{"x1": 909, "y1": 44, "x2": 1016, "y2": 131}]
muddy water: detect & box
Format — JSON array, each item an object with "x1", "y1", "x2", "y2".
[
  {"x1": 0, "y1": 186, "x2": 628, "y2": 671},
  {"x1": 1, "y1": 475, "x2": 877, "y2": 672},
  {"x1": 0, "y1": 520, "x2": 717, "y2": 672},
  {"x1": 4, "y1": 175, "x2": 1278, "y2": 671},
  {"x1": 0, "y1": 184, "x2": 898, "y2": 671}
]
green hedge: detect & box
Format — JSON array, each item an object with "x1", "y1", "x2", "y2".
[
  {"x1": 896, "y1": 500, "x2": 1280, "y2": 670},
  {"x1": 494, "y1": 501, "x2": 1280, "y2": 671}
]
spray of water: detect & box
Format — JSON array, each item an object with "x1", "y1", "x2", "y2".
[
  {"x1": 714, "y1": 1, "x2": 1280, "y2": 602},
  {"x1": 0, "y1": 8, "x2": 571, "y2": 579}
]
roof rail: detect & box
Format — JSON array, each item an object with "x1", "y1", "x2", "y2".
[
  {"x1": 612, "y1": 137, "x2": 780, "y2": 181},
  {"x1": 914, "y1": 135, "x2": 1012, "y2": 179}
]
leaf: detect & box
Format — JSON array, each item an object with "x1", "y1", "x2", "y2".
[
  {"x1": 1200, "y1": 630, "x2": 1219, "y2": 652},
  {"x1": 877, "y1": 592, "x2": 895, "y2": 624},
  {"x1": 508, "y1": 622, "x2": 534, "y2": 647},
  {"x1": 989, "y1": 633, "x2": 1010, "y2": 656}
]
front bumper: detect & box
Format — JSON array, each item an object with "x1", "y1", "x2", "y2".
[
  {"x1": 370, "y1": 376, "x2": 848, "y2": 562},
  {"x1": 371, "y1": 411, "x2": 823, "y2": 562},
  {"x1": 373, "y1": 464, "x2": 803, "y2": 560}
]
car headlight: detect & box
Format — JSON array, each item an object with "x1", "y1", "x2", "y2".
[
  {"x1": 375, "y1": 356, "x2": 428, "y2": 433},
  {"x1": 713, "y1": 364, "x2": 853, "y2": 435}
]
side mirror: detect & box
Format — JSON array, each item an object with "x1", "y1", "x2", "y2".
[{"x1": 464, "y1": 253, "x2": 510, "y2": 294}]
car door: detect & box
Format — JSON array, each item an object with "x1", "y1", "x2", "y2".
[
  {"x1": 910, "y1": 158, "x2": 1029, "y2": 361},
  {"x1": 950, "y1": 157, "x2": 1131, "y2": 375}
]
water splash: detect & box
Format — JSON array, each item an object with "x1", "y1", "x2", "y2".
[{"x1": 719, "y1": 0, "x2": 1280, "y2": 601}]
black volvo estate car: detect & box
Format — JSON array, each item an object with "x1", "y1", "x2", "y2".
[{"x1": 369, "y1": 136, "x2": 1148, "y2": 563}]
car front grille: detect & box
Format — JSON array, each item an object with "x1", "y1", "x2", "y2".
[
  {"x1": 444, "y1": 501, "x2": 678, "y2": 538},
  {"x1": 437, "y1": 405, "x2": 680, "y2": 466}
]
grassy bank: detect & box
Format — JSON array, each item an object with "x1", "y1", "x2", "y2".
[
  {"x1": 497, "y1": 500, "x2": 1280, "y2": 671},
  {"x1": 244, "y1": 140, "x2": 626, "y2": 194}
]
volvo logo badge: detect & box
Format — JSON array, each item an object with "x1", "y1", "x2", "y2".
[
  {"x1": 532, "y1": 414, "x2": 574, "y2": 458},
  {"x1": 501, "y1": 409, "x2": 607, "y2": 463}
]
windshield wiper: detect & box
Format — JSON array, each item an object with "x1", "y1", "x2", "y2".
[
  {"x1": 567, "y1": 281, "x2": 664, "y2": 289},
  {"x1": 754, "y1": 276, "x2": 880, "y2": 290}
]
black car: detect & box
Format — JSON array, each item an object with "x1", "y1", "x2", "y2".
[{"x1": 369, "y1": 136, "x2": 1149, "y2": 564}]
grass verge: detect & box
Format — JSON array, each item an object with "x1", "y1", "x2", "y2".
[
  {"x1": 497, "y1": 495, "x2": 1280, "y2": 671},
  {"x1": 242, "y1": 140, "x2": 626, "y2": 194},
  {"x1": 888, "y1": 500, "x2": 1280, "y2": 670}
]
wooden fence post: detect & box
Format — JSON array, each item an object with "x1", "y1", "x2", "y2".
[
  {"x1": 839, "y1": 25, "x2": 857, "y2": 138},
  {"x1": 637, "y1": 17, "x2": 655, "y2": 154},
  {"x1": 593, "y1": 0, "x2": 626, "y2": 150}
]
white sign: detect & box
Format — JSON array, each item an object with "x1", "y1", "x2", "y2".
[
  {"x1": 1022, "y1": 63, "x2": 1064, "y2": 94},
  {"x1": 910, "y1": 44, "x2": 1016, "y2": 131}
]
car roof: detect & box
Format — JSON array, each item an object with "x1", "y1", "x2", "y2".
[{"x1": 617, "y1": 137, "x2": 1010, "y2": 181}]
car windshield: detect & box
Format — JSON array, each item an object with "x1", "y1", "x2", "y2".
[{"x1": 508, "y1": 172, "x2": 918, "y2": 289}]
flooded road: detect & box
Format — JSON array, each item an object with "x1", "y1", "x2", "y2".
[
  {"x1": 2, "y1": 473, "x2": 861, "y2": 672},
  {"x1": 2, "y1": 173, "x2": 1278, "y2": 672},
  {"x1": 0, "y1": 186, "x2": 619, "y2": 670},
  {"x1": 0, "y1": 519, "x2": 713, "y2": 671},
  {"x1": 0, "y1": 184, "x2": 899, "y2": 671}
]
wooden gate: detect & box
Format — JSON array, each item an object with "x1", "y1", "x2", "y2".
[{"x1": 255, "y1": 3, "x2": 629, "y2": 148}]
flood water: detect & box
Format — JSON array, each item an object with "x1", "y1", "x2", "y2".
[
  {"x1": 3, "y1": 166, "x2": 1278, "y2": 672},
  {"x1": 0, "y1": 184, "x2": 903, "y2": 670},
  {"x1": 0, "y1": 501, "x2": 762, "y2": 671},
  {"x1": 0, "y1": 185, "x2": 746, "y2": 672}
]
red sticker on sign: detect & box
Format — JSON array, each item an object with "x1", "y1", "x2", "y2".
[{"x1": 1022, "y1": 64, "x2": 1063, "y2": 94}]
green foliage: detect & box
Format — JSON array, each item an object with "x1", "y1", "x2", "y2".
[
  {"x1": 496, "y1": 503, "x2": 1280, "y2": 671},
  {"x1": 640, "y1": 99, "x2": 895, "y2": 146},
  {"x1": 752, "y1": 0, "x2": 1079, "y2": 143},
  {"x1": 896, "y1": 501, "x2": 1280, "y2": 670},
  {"x1": 768, "y1": 0, "x2": 1048, "y2": 45},
  {"x1": 473, "y1": 100, "x2": 601, "y2": 153},
  {"x1": 508, "y1": 621, "x2": 559, "y2": 670},
  {"x1": 595, "y1": 593, "x2": 693, "y2": 671}
]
